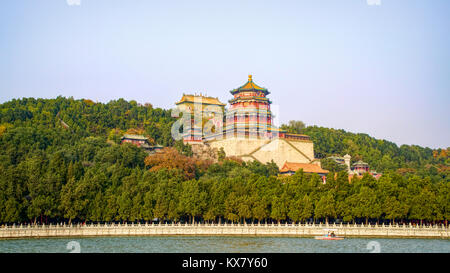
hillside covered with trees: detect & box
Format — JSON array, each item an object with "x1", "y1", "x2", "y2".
[
  {"x1": 0, "y1": 97, "x2": 448, "y2": 225},
  {"x1": 281, "y1": 120, "x2": 449, "y2": 178}
]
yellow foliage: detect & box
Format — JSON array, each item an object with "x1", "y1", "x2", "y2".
[
  {"x1": 83, "y1": 99, "x2": 95, "y2": 106},
  {"x1": 433, "y1": 150, "x2": 439, "y2": 158},
  {"x1": 433, "y1": 149, "x2": 449, "y2": 159},
  {"x1": 0, "y1": 123, "x2": 12, "y2": 137},
  {"x1": 0, "y1": 125, "x2": 6, "y2": 137}
]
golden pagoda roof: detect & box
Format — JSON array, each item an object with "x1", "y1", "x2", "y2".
[
  {"x1": 231, "y1": 75, "x2": 270, "y2": 95},
  {"x1": 176, "y1": 94, "x2": 225, "y2": 106}
]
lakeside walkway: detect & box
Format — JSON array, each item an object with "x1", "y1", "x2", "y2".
[{"x1": 0, "y1": 222, "x2": 448, "y2": 239}]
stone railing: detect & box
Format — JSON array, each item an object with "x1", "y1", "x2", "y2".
[{"x1": 0, "y1": 222, "x2": 448, "y2": 239}]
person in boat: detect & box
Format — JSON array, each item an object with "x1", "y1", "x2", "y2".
[{"x1": 330, "y1": 231, "x2": 336, "y2": 237}]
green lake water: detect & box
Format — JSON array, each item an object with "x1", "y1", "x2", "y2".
[{"x1": 0, "y1": 236, "x2": 448, "y2": 253}]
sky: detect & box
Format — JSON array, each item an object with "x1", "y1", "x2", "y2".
[{"x1": 0, "y1": 0, "x2": 449, "y2": 149}]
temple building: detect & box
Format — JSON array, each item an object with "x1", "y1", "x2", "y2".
[
  {"x1": 328, "y1": 154, "x2": 382, "y2": 179},
  {"x1": 121, "y1": 134, "x2": 163, "y2": 154},
  {"x1": 175, "y1": 75, "x2": 323, "y2": 170},
  {"x1": 225, "y1": 75, "x2": 283, "y2": 139},
  {"x1": 280, "y1": 162, "x2": 329, "y2": 183},
  {"x1": 352, "y1": 160, "x2": 370, "y2": 175},
  {"x1": 121, "y1": 134, "x2": 149, "y2": 147},
  {"x1": 175, "y1": 94, "x2": 225, "y2": 143},
  {"x1": 328, "y1": 154, "x2": 352, "y2": 171}
]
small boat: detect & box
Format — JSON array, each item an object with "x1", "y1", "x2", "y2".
[
  {"x1": 314, "y1": 229, "x2": 344, "y2": 240},
  {"x1": 314, "y1": 235, "x2": 344, "y2": 240}
]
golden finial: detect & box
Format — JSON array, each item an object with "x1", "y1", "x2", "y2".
[{"x1": 248, "y1": 74, "x2": 252, "y2": 82}]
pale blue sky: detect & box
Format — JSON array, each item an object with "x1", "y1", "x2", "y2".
[{"x1": 0, "y1": 0, "x2": 449, "y2": 148}]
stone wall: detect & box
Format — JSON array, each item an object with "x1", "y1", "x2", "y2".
[
  {"x1": 208, "y1": 137, "x2": 315, "y2": 168},
  {"x1": 0, "y1": 223, "x2": 448, "y2": 239},
  {"x1": 191, "y1": 143, "x2": 219, "y2": 162}
]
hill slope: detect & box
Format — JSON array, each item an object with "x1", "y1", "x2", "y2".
[
  {"x1": 302, "y1": 126, "x2": 448, "y2": 174},
  {"x1": 0, "y1": 97, "x2": 448, "y2": 225},
  {"x1": 1, "y1": 97, "x2": 448, "y2": 174}
]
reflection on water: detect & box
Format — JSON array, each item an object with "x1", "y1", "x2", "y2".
[{"x1": 0, "y1": 236, "x2": 448, "y2": 253}]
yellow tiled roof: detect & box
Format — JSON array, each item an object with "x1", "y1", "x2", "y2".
[
  {"x1": 176, "y1": 94, "x2": 225, "y2": 106},
  {"x1": 231, "y1": 75, "x2": 269, "y2": 94},
  {"x1": 240, "y1": 75, "x2": 266, "y2": 90},
  {"x1": 280, "y1": 162, "x2": 329, "y2": 174}
]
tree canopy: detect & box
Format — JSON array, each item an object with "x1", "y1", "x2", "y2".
[{"x1": 0, "y1": 98, "x2": 448, "y2": 225}]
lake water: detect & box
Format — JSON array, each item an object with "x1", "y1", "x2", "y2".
[{"x1": 0, "y1": 236, "x2": 448, "y2": 253}]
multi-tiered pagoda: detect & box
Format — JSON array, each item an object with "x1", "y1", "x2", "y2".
[
  {"x1": 225, "y1": 75, "x2": 283, "y2": 139},
  {"x1": 174, "y1": 75, "x2": 321, "y2": 169}
]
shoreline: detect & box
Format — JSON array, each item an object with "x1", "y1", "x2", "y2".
[{"x1": 1, "y1": 223, "x2": 448, "y2": 240}]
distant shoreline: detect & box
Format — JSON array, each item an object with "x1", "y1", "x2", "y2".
[{"x1": 1, "y1": 223, "x2": 448, "y2": 240}]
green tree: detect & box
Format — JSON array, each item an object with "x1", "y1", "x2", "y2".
[
  {"x1": 218, "y1": 147, "x2": 226, "y2": 161},
  {"x1": 409, "y1": 187, "x2": 437, "y2": 225},
  {"x1": 271, "y1": 194, "x2": 288, "y2": 224},
  {"x1": 354, "y1": 186, "x2": 381, "y2": 225},
  {"x1": 314, "y1": 192, "x2": 336, "y2": 224},
  {"x1": 280, "y1": 120, "x2": 306, "y2": 134},
  {"x1": 321, "y1": 158, "x2": 347, "y2": 172}
]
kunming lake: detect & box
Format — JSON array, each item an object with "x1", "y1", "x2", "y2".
[{"x1": 0, "y1": 236, "x2": 448, "y2": 253}]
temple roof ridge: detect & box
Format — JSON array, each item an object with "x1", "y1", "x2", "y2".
[
  {"x1": 176, "y1": 94, "x2": 226, "y2": 106},
  {"x1": 230, "y1": 75, "x2": 270, "y2": 95}
]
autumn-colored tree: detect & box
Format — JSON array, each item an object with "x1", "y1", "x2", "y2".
[{"x1": 144, "y1": 147, "x2": 210, "y2": 179}]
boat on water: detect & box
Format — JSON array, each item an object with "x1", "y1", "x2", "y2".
[
  {"x1": 314, "y1": 235, "x2": 344, "y2": 240},
  {"x1": 314, "y1": 229, "x2": 344, "y2": 240}
]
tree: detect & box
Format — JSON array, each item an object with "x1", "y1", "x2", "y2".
[
  {"x1": 108, "y1": 128, "x2": 124, "y2": 144},
  {"x1": 314, "y1": 192, "x2": 336, "y2": 224},
  {"x1": 354, "y1": 186, "x2": 381, "y2": 225},
  {"x1": 266, "y1": 160, "x2": 280, "y2": 177},
  {"x1": 178, "y1": 179, "x2": 206, "y2": 224},
  {"x1": 141, "y1": 191, "x2": 154, "y2": 222},
  {"x1": 383, "y1": 196, "x2": 405, "y2": 224},
  {"x1": 320, "y1": 158, "x2": 347, "y2": 172},
  {"x1": 271, "y1": 194, "x2": 288, "y2": 224},
  {"x1": 237, "y1": 195, "x2": 252, "y2": 223},
  {"x1": 174, "y1": 140, "x2": 193, "y2": 157},
  {"x1": 153, "y1": 198, "x2": 168, "y2": 222},
  {"x1": 59, "y1": 177, "x2": 79, "y2": 224},
  {"x1": 436, "y1": 182, "x2": 450, "y2": 226},
  {"x1": 409, "y1": 187, "x2": 437, "y2": 225},
  {"x1": 225, "y1": 192, "x2": 240, "y2": 223},
  {"x1": 298, "y1": 195, "x2": 314, "y2": 223},
  {"x1": 144, "y1": 147, "x2": 209, "y2": 179},
  {"x1": 252, "y1": 196, "x2": 269, "y2": 224},
  {"x1": 280, "y1": 120, "x2": 305, "y2": 134},
  {"x1": 0, "y1": 97, "x2": 446, "y2": 226},
  {"x1": 337, "y1": 195, "x2": 356, "y2": 223},
  {"x1": 218, "y1": 147, "x2": 226, "y2": 161}
]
